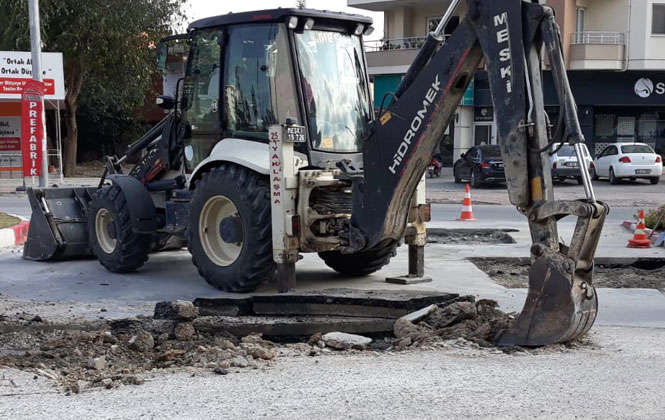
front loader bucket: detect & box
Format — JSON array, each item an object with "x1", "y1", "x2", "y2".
[
  {"x1": 494, "y1": 256, "x2": 597, "y2": 347},
  {"x1": 23, "y1": 187, "x2": 98, "y2": 261}
]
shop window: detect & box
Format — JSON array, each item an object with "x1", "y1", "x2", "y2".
[{"x1": 653, "y1": 4, "x2": 665, "y2": 35}]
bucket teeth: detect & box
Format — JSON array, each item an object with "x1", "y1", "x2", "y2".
[{"x1": 494, "y1": 256, "x2": 597, "y2": 347}]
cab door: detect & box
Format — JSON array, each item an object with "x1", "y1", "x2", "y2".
[{"x1": 182, "y1": 29, "x2": 223, "y2": 170}]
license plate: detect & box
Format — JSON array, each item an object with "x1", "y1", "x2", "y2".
[
  {"x1": 497, "y1": 163, "x2": 504, "y2": 168},
  {"x1": 286, "y1": 125, "x2": 306, "y2": 143},
  {"x1": 635, "y1": 169, "x2": 651, "y2": 174},
  {"x1": 566, "y1": 162, "x2": 578, "y2": 167}
]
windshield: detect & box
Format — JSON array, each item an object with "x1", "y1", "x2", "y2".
[
  {"x1": 295, "y1": 30, "x2": 371, "y2": 152},
  {"x1": 621, "y1": 144, "x2": 654, "y2": 154},
  {"x1": 554, "y1": 144, "x2": 589, "y2": 157},
  {"x1": 480, "y1": 146, "x2": 502, "y2": 159}
]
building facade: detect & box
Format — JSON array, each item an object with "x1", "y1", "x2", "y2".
[{"x1": 349, "y1": 0, "x2": 665, "y2": 163}]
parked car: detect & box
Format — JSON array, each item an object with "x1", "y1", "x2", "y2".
[
  {"x1": 592, "y1": 143, "x2": 662, "y2": 185},
  {"x1": 453, "y1": 145, "x2": 505, "y2": 188},
  {"x1": 549, "y1": 143, "x2": 593, "y2": 184}
]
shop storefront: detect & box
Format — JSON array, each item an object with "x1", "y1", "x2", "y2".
[
  {"x1": 0, "y1": 51, "x2": 65, "y2": 180},
  {"x1": 473, "y1": 70, "x2": 665, "y2": 157}
]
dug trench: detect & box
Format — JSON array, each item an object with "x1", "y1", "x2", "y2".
[
  {"x1": 471, "y1": 257, "x2": 665, "y2": 291},
  {"x1": 0, "y1": 290, "x2": 593, "y2": 394}
]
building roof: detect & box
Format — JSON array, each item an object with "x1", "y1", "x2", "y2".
[{"x1": 188, "y1": 8, "x2": 373, "y2": 31}]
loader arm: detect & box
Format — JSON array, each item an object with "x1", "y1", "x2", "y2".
[{"x1": 345, "y1": 0, "x2": 608, "y2": 346}]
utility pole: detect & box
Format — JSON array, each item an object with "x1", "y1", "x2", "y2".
[{"x1": 28, "y1": 0, "x2": 48, "y2": 187}]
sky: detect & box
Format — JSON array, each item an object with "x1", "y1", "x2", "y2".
[{"x1": 187, "y1": 0, "x2": 384, "y2": 40}]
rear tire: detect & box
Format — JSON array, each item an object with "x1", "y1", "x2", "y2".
[
  {"x1": 319, "y1": 240, "x2": 397, "y2": 276},
  {"x1": 609, "y1": 167, "x2": 619, "y2": 185},
  {"x1": 88, "y1": 184, "x2": 152, "y2": 273},
  {"x1": 591, "y1": 168, "x2": 599, "y2": 181},
  {"x1": 188, "y1": 164, "x2": 275, "y2": 292},
  {"x1": 650, "y1": 177, "x2": 660, "y2": 185},
  {"x1": 576, "y1": 176, "x2": 584, "y2": 185},
  {"x1": 470, "y1": 168, "x2": 482, "y2": 189}
]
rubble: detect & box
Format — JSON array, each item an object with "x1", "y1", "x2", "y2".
[
  {"x1": 128, "y1": 330, "x2": 155, "y2": 352},
  {"x1": 154, "y1": 301, "x2": 199, "y2": 321},
  {"x1": 322, "y1": 332, "x2": 372, "y2": 350},
  {"x1": 174, "y1": 322, "x2": 195, "y2": 341},
  {"x1": 87, "y1": 356, "x2": 106, "y2": 370}
]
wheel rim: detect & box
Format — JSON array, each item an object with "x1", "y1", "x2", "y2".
[
  {"x1": 95, "y1": 208, "x2": 117, "y2": 254},
  {"x1": 199, "y1": 195, "x2": 243, "y2": 267}
]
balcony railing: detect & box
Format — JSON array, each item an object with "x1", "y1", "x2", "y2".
[
  {"x1": 571, "y1": 31, "x2": 625, "y2": 45},
  {"x1": 364, "y1": 36, "x2": 428, "y2": 52}
]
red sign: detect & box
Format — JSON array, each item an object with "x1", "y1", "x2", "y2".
[
  {"x1": 0, "y1": 138, "x2": 20, "y2": 151},
  {"x1": 0, "y1": 78, "x2": 55, "y2": 95},
  {"x1": 21, "y1": 80, "x2": 45, "y2": 177}
]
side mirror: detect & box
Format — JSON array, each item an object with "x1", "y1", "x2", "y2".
[
  {"x1": 460, "y1": 153, "x2": 466, "y2": 158},
  {"x1": 156, "y1": 42, "x2": 168, "y2": 70},
  {"x1": 156, "y1": 95, "x2": 176, "y2": 110}
]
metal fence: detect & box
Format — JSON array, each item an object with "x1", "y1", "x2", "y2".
[{"x1": 571, "y1": 31, "x2": 625, "y2": 45}]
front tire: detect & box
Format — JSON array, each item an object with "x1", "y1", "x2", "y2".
[
  {"x1": 591, "y1": 168, "x2": 599, "y2": 181},
  {"x1": 319, "y1": 240, "x2": 397, "y2": 276},
  {"x1": 188, "y1": 164, "x2": 275, "y2": 292},
  {"x1": 453, "y1": 165, "x2": 462, "y2": 183},
  {"x1": 88, "y1": 184, "x2": 152, "y2": 273}
]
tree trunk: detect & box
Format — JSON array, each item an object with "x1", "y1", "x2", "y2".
[{"x1": 63, "y1": 66, "x2": 83, "y2": 177}]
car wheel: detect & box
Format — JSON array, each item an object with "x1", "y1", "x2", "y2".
[
  {"x1": 591, "y1": 168, "x2": 599, "y2": 181},
  {"x1": 650, "y1": 177, "x2": 660, "y2": 185},
  {"x1": 453, "y1": 165, "x2": 462, "y2": 183},
  {"x1": 609, "y1": 167, "x2": 619, "y2": 185},
  {"x1": 470, "y1": 168, "x2": 482, "y2": 189},
  {"x1": 576, "y1": 177, "x2": 584, "y2": 185}
]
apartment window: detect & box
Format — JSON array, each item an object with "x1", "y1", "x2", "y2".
[
  {"x1": 653, "y1": 4, "x2": 665, "y2": 34},
  {"x1": 426, "y1": 16, "x2": 459, "y2": 36},
  {"x1": 576, "y1": 7, "x2": 586, "y2": 33}
]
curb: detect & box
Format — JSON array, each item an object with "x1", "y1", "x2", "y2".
[
  {"x1": 0, "y1": 219, "x2": 29, "y2": 248},
  {"x1": 621, "y1": 220, "x2": 661, "y2": 245}
]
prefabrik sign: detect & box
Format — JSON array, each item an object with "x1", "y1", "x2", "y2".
[
  {"x1": 0, "y1": 117, "x2": 21, "y2": 151},
  {"x1": 20, "y1": 80, "x2": 45, "y2": 177},
  {"x1": 0, "y1": 51, "x2": 64, "y2": 100}
]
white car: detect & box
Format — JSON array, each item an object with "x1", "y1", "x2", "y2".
[
  {"x1": 549, "y1": 143, "x2": 593, "y2": 184},
  {"x1": 592, "y1": 142, "x2": 663, "y2": 185}
]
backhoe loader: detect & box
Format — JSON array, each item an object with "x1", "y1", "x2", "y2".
[{"x1": 23, "y1": 0, "x2": 607, "y2": 346}]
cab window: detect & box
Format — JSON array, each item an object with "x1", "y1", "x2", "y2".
[{"x1": 223, "y1": 24, "x2": 299, "y2": 141}]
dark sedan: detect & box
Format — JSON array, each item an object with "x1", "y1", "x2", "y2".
[{"x1": 453, "y1": 145, "x2": 505, "y2": 187}]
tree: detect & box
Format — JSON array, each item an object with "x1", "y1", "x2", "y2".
[{"x1": 0, "y1": 0, "x2": 187, "y2": 176}]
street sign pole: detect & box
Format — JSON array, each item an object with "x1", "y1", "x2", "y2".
[{"x1": 28, "y1": 0, "x2": 48, "y2": 187}]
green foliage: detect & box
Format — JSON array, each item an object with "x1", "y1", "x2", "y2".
[
  {"x1": 0, "y1": 0, "x2": 188, "y2": 166},
  {"x1": 641, "y1": 205, "x2": 665, "y2": 230}
]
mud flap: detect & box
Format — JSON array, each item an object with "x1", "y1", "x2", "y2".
[
  {"x1": 23, "y1": 187, "x2": 97, "y2": 260},
  {"x1": 494, "y1": 248, "x2": 598, "y2": 347}
]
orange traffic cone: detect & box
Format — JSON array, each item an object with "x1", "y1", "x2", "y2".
[
  {"x1": 457, "y1": 184, "x2": 477, "y2": 221},
  {"x1": 627, "y1": 209, "x2": 651, "y2": 249}
]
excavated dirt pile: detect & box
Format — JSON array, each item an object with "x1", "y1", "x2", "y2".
[
  {"x1": 393, "y1": 299, "x2": 515, "y2": 349},
  {"x1": 0, "y1": 298, "x2": 522, "y2": 393}
]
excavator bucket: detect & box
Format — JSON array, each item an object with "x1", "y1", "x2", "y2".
[
  {"x1": 23, "y1": 187, "x2": 97, "y2": 261},
  {"x1": 495, "y1": 254, "x2": 598, "y2": 347}
]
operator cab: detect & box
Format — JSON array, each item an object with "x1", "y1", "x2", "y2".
[{"x1": 176, "y1": 9, "x2": 374, "y2": 171}]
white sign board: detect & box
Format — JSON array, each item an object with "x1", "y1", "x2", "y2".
[
  {"x1": 0, "y1": 116, "x2": 21, "y2": 152},
  {"x1": 0, "y1": 51, "x2": 65, "y2": 100}
]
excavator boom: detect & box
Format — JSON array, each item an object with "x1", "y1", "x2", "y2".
[{"x1": 345, "y1": 0, "x2": 607, "y2": 346}]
